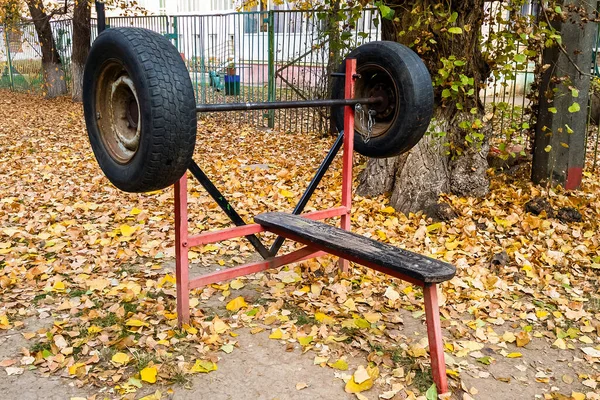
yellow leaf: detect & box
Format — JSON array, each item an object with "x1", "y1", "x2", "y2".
[
  {"x1": 298, "y1": 336, "x2": 313, "y2": 346},
  {"x1": 68, "y1": 362, "x2": 86, "y2": 375},
  {"x1": 130, "y1": 207, "x2": 142, "y2": 215},
  {"x1": 157, "y1": 274, "x2": 176, "y2": 288},
  {"x1": 226, "y1": 296, "x2": 248, "y2": 312},
  {"x1": 125, "y1": 318, "x2": 149, "y2": 327},
  {"x1": 202, "y1": 244, "x2": 219, "y2": 253},
  {"x1": 535, "y1": 310, "x2": 549, "y2": 319},
  {"x1": 280, "y1": 189, "x2": 294, "y2": 198},
  {"x1": 190, "y1": 360, "x2": 217, "y2": 373},
  {"x1": 344, "y1": 376, "x2": 373, "y2": 393},
  {"x1": 269, "y1": 329, "x2": 283, "y2": 339},
  {"x1": 120, "y1": 224, "x2": 136, "y2": 237},
  {"x1": 183, "y1": 324, "x2": 198, "y2": 335},
  {"x1": 111, "y1": 352, "x2": 130, "y2": 365},
  {"x1": 140, "y1": 366, "x2": 157, "y2": 383},
  {"x1": 506, "y1": 352, "x2": 522, "y2": 358},
  {"x1": 329, "y1": 359, "x2": 349, "y2": 370},
  {"x1": 0, "y1": 315, "x2": 10, "y2": 329},
  {"x1": 376, "y1": 230, "x2": 387, "y2": 240},
  {"x1": 315, "y1": 312, "x2": 335, "y2": 325},
  {"x1": 164, "y1": 312, "x2": 177, "y2": 320},
  {"x1": 571, "y1": 392, "x2": 585, "y2": 400},
  {"x1": 53, "y1": 281, "x2": 66, "y2": 292},
  {"x1": 381, "y1": 206, "x2": 395, "y2": 214},
  {"x1": 427, "y1": 222, "x2": 442, "y2": 232},
  {"x1": 87, "y1": 325, "x2": 102, "y2": 334},
  {"x1": 230, "y1": 279, "x2": 245, "y2": 290},
  {"x1": 446, "y1": 368, "x2": 460, "y2": 378}
]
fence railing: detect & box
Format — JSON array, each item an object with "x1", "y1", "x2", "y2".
[{"x1": 1, "y1": 6, "x2": 600, "y2": 171}]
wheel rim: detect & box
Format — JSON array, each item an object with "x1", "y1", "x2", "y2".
[
  {"x1": 354, "y1": 64, "x2": 399, "y2": 139},
  {"x1": 95, "y1": 61, "x2": 141, "y2": 164}
]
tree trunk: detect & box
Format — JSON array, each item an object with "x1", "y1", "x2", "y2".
[
  {"x1": 357, "y1": 0, "x2": 490, "y2": 214},
  {"x1": 27, "y1": 1, "x2": 67, "y2": 98},
  {"x1": 71, "y1": 0, "x2": 91, "y2": 102}
]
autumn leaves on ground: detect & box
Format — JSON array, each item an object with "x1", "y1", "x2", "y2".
[{"x1": 0, "y1": 91, "x2": 599, "y2": 400}]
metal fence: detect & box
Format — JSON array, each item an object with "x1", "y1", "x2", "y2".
[
  {"x1": 1, "y1": 19, "x2": 74, "y2": 92},
  {"x1": 1, "y1": 10, "x2": 379, "y2": 134},
  {"x1": 1, "y1": 5, "x2": 599, "y2": 169}
]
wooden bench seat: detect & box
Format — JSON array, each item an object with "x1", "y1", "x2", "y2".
[
  {"x1": 255, "y1": 212, "x2": 456, "y2": 284},
  {"x1": 255, "y1": 212, "x2": 454, "y2": 394}
]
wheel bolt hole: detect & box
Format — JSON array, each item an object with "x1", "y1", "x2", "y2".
[{"x1": 126, "y1": 98, "x2": 139, "y2": 129}]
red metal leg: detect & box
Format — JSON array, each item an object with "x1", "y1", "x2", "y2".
[
  {"x1": 339, "y1": 58, "x2": 356, "y2": 273},
  {"x1": 175, "y1": 174, "x2": 190, "y2": 326},
  {"x1": 423, "y1": 284, "x2": 448, "y2": 394}
]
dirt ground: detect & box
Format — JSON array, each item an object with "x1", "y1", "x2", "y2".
[
  {"x1": 0, "y1": 294, "x2": 597, "y2": 400},
  {"x1": 1, "y1": 91, "x2": 600, "y2": 400}
]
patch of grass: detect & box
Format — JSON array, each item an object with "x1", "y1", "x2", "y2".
[
  {"x1": 30, "y1": 341, "x2": 51, "y2": 353},
  {"x1": 72, "y1": 346, "x2": 83, "y2": 357},
  {"x1": 340, "y1": 327, "x2": 359, "y2": 343},
  {"x1": 123, "y1": 302, "x2": 138, "y2": 315},
  {"x1": 254, "y1": 297, "x2": 270, "y2": 306},
  {"x1": 171, "y1": 368, "x2": 190, "y2": 386},
  {"x1": 32, "y1": 293, "x2": 48, "y2": 304},
  {"x1": 391, "y1": 350, "x2": 411, "y2": 365},
  {"x1": 173, "y1": 329, "x2": 187, "y2": 339},
  {"x1": 368, "y1": 342, "x2": 385, "y2": 353},
  {"x1": 95, "y1": 312, "x2": 118, "y2": 328},
  {"x1": 69, "y1": 289, "x2": 87, "y2": 298},
  {"x1": 586, "y1": 296, "x2": 600, "y2": 312},
  {"x1": 0, "y1": 260, "x2": 5, "y2": 270},
  {"x1": 285, "y1": 303, "x2": 317, "y2": 326},
  {"x1": 132, "y1": 350, "x2": 157, "y2": 372},
  {"x1": 412, "y1": 369, "x2": 433, "y2": 393}
]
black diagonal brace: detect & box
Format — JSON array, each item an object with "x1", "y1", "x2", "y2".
[
  {"x1": 269, "y1": 131, "x2": 344, "y2": 256},
  {"x1": 188, "y1": 161, "x2": 271, "y2": 259}
]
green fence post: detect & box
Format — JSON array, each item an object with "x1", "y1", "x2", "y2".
[
  {"x1": 173, "y1": 16, "x2": 179, "y2": 50},
  {"x1": 267, "y1": 10, "x2": 275, "y2": 128},
  {"x1": 3, "y1": 28, "x2": 14, "y2": 90}
]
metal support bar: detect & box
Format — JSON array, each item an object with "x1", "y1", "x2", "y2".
[
  {"x1": 188, "y1": 161, "x2": 271, "y2": 259},
  {"x1": 269, "y1": 131, "x2": 344, "y2": 255},
  {"x1": 196, "y1": 97, "x2": 381, "y2": 113},
  {"x1": 3, "y1": 29, "x2": 14, "y2": 90},
  {"x1": 95, "y1": 2, "x2": 106, "y2": 34}
]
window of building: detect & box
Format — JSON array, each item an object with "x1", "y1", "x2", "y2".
[
  {"x1": 211, "y1": 0, "x2": 234, "y2": 11},
  {"x1": 244, "y1": 2, "x2": 268, "y2": 33}
]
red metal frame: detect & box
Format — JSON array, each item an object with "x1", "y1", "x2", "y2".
[{"x1": 173, "y1": 58, "x2": 449, "y2": 394}]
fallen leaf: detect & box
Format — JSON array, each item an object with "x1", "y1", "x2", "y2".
[
  {"x1": 225, "y1": 296, "x2": 248, "y2": 312},
  {"x1": 111, "y1": 352, "x2": 130, "y2": 365},
  {"x1": 140, "y1": 366, "x2": 157, "y2": 383}
]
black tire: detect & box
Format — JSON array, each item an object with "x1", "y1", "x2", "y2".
[
  {"x1": 83, "y1": 28, "x2": 197, "y2": 193},
  {"x1": 332, "y1": 41, "x2": 433, "y2": 158}
]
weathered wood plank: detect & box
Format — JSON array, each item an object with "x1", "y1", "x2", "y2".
[{"x1": 255, "y1": 212, "x2": 456, "y2": 283}]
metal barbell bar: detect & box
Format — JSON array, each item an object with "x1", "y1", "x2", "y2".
[{"x1": 195, "y1": 97, "x2": 383, "y2": 113}]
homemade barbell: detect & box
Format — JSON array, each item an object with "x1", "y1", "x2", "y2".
[{"x1": 83, "y1": 3, "x2": 451, "y2": 395}]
